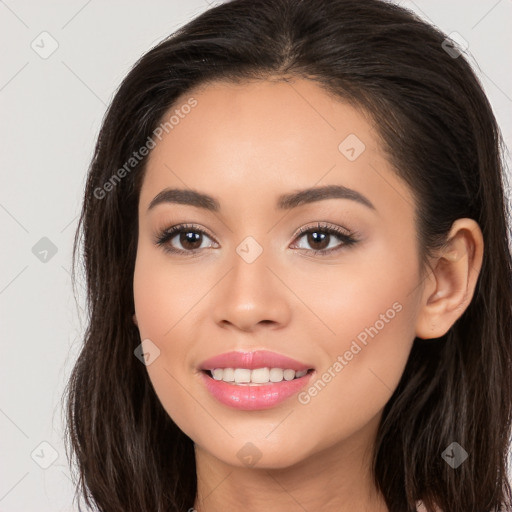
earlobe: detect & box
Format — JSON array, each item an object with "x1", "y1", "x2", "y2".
[{"x1": 415, "y1": 218, "x2": 484, "y2": 340}]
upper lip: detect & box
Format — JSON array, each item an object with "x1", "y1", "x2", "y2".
[{"x1": 199, "y1": 350, "x2": 314, "y2": 371}]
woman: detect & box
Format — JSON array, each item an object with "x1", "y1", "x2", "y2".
[{"x1": 64, "y1": 0, "x2": 512, "y2": 510}]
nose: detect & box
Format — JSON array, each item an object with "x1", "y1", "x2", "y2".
[{"x1": 212, "y1": 244, "x2": 292, "y2": 332}]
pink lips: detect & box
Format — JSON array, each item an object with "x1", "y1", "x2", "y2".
[{"x1": 199, "y1": 350, "x2": 314, "y2": 411}]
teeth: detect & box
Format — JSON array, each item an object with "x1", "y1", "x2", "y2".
[
  {"x1": 283, "y1": 369, "x2": 295, "y2": 381},
  {"x1": 212, "y1": 368, "x2": 223, "y2": 380},
  {"x1": 222, "y1": 367, "x2": 235, "y2": 381},
  {"x1": 209, "y1": 367, "x2": 310, "y2": 385},
  {"x1": 233, "y1": 368, "x2": 251, "y2": 383},
  {"x1": 269, "y1": 368, "x2": 283, "y2": 382},
  {"x1": 251, "y1": 367, "x2": 270, "y2": 383}
]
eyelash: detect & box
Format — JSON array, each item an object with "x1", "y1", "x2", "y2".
[{"x1": 154, "y1": 222, "x2": 358, "y2": 257}]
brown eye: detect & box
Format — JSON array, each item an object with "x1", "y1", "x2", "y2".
[
  {"x1": 155, "y1": 224, "x2": 217, "y2": 255},
  {"x1": 292, "y1": 222, "x2": 358, "y2": 255},
  {"x1": 178, "y1": 231, "x2": 203, "y2": 250},
  {"x1": 305, "y1": 231, "x2": 330, "y2": 251}
]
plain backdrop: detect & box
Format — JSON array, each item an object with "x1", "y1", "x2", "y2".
[{"x1": 1, "y1": 1, "x2": 511, "y2": 510}]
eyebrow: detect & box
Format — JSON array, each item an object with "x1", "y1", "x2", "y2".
[{"x1": 147, "y1": 184, "x2": 376, "y2": 212}]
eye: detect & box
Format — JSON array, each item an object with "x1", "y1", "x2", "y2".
[
  {"x1": 291, "y1": 222, "x2": 358, "y2": 255},
  {"x1": 155, "y1": 221, "x2": 358, "y2": 257},
  {"x1": 155, "y1": 223, "x2": 218, "y2": 256}
]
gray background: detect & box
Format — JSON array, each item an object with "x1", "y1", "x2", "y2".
[{"x1": 1, "y1": 1, "x2": 511, "y2": 510}]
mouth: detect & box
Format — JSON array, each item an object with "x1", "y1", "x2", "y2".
[
  {"x1": 202, "y1": 367, "x2": 315, "y2": 385},
  {"x1": 198, "y1": 350, "x2": 315, "y2": 410}
]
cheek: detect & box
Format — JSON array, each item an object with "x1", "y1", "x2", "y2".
[
  {"x1": 133, "y1": 243, "x2": 214, "y2": 424},
  {"x1": 291, "y1": 238, "x2": 419, "y2": 353},
  {"x1": 291, "y1": 245, "x2": 420, "y2": 433},
  {"x1": 133, "y1": 242, "x2": 209, "y2": 341}
]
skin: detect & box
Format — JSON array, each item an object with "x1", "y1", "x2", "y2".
[{"x1": 132, "y1": 78, "x2": 484, "y2": 512}]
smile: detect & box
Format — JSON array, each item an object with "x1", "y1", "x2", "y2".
[
  {"x1": 198, "y1": 350, "x2": 316, "y2": 410},
  {"x1": 207, "y1": 367, "x2": 310, "y2": 385}
]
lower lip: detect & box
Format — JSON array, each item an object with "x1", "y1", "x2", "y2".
[{"x1": 200, "y1": 370, "x2": 314, "y2": 410}]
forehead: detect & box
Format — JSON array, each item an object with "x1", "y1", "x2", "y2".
[
  {"x1": 152, "y1": 78, "x2": 378, "y2": 162},
  {"x1": 139, "y1": 78, "x2": 415, "y2": 218}
]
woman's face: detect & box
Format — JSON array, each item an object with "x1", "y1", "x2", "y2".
[{"x1": 133, "y1": 78, "x2": 425, "y2": 468}]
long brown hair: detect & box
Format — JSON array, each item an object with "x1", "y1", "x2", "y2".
[{"x1": 64, "y1": 0, "x2": 512, "y2": 510}]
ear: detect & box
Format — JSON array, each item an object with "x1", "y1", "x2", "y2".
[
  {"x1": 415, "y1": 218, "x2": 484, "y2": 339},
  {"x1": 133, "y1": 313, "x2": 139, "y2": 327}
]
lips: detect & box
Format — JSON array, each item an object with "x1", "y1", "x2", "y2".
[{"x1": 198, "y1": 350, "x2": 315, "y2": 410}]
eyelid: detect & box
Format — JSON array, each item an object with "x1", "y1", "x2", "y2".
[
  {"x1": 153, "y1": 223, "x2": 218, "y2": 255},
  {"x1": 290, "y1": 221, "x2": 358, "y2": 255},
  {"x1": 293, "y1": 221, "x2": 354, "y2": 239}
]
